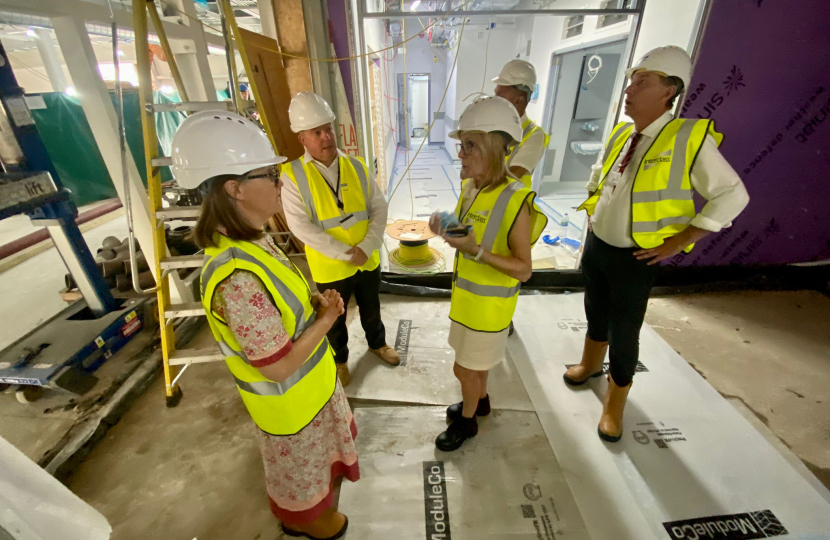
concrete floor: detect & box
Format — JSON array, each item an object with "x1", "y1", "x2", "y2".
[
  {"x1": 645, "y1": 290, "x2": 830, "y2": 487},
  {"x1": 40, "y1": 288, "x2": 829, "y2": 540},
  {"x1": 0, "y1": 210, "x2": 128, "y2": 350}
]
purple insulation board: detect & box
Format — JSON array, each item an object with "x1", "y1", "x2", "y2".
[
  {"x1": 669, "y1": 0, "x2": 830, "y2": 267},
  {"x1": 327, "y1": 0, "x2": 355, "y2": 120}
]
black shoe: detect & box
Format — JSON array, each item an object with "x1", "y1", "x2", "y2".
[
  {"x1": 446, "y1": 394, "x2": 491, "y2": 422},
  {"x1": 436, "y1": 416, "x2": 478, "y2": 451},
  {"x1": 508, "y1": 321, "x2": 515, "y2": 336}
]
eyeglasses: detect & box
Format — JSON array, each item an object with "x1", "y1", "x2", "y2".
[
  {"x1": 455, "y1": 141, "x2": 476, "y2": 155},
  {"x1": 244, "y1": 166, "x2": 281, "y2": 186}
]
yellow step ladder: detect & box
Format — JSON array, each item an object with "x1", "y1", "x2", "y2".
[{"x1": 131, "y1": 0, "x2": 283, "y2": 405}]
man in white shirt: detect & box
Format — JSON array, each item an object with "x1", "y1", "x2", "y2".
[
  {"x1": 563, "y1": 46, "x2": 749, "y2": 442},
  {"x1": 493, "y1": 59, "x2": 550, "y2": 188},
  {"x1": 281, "y1": 92, "x2": 399, "y2": 387}
]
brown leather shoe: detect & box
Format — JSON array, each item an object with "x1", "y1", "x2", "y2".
[
  {"x1": 563, "y1": 337, "x2": 608, "y2": 386},
  {"x1": 598, "y1": 376, "x2": 632, "y2": 443},
  {"x1": 336, "y1": 364, "x2": 351, "y2": 387},
  {"x1": 369, "y1": 345, "x2": 400, "y2": 366}
]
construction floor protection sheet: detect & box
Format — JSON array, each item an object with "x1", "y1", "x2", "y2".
[
  {"x1": 343, "y1": 296, "x2": 533, "y2": 411},
  {"x1": 337, "y1": 294, "x2": 830, "y2": 540},
  {"x1": 507, "y1": 293, "x2": 830, "y2": 540},
  {"x1": 339, "y1": 407, "x2": 590, "y2": 540},
  {"x1": 383, "y1": 145, "x2": 587, "y2": 273}
]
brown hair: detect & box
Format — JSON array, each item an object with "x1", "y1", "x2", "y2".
[
  {"x1": 465, "y1": 131, "x2": 517, "y2": 190},
  {"x1": 192, "y1": 174, "x2": 263, "y2": 248},
  {"x1": 661, "y1": 75, "x2": 685, "y2": 109}
]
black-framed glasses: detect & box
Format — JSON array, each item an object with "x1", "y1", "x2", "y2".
[
  {"x1": 244, "y1": 166, "x2": 281, "y2": 185},
  {"x1": 455, "y1": 141, "x2": 476, "y2": 155}
]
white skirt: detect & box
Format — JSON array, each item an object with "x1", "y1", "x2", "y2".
[{"x1": 448, "y1": 320, "x2": 508, "y2": 371}]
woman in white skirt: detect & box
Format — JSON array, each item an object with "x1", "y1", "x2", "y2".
[{"x1": 430, "y1": 96, "x2": 546, "y2": 451}]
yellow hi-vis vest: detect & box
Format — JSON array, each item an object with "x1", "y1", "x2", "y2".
[
  {"x1": 201, "y1": 234, "x2": 336, "y2": 436},
  {"x1": 449, "y1": 179, "x2": 548, "y2": 332},
  {"x1": 283, "y1": 154, "x2": 381, "y2": 284},
  {"x1": 578, "y1": 118, "x2": 723, "y2": 251},
  {"x1": 506, "y1": 117, "x2": 551, "y2": 188}
]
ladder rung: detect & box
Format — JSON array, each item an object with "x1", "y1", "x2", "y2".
[
  {"x1": 152, "y1": 157, "x2": 173, "y2": 167},
  {"x1": 156, "y1": 207, "x2": 201, "y2": 220},
  {"x1": 169, "y1": 348, "x2": 225, "y2": 366},
  {"x1": 160, "y1": 254, "x2": 205, "y2": 270},
  {"x1": 165, "y1": 302, "x2": 205, "y2": 318},
  {"x1": 151, "y1": 101, "x2": 234, "y2": 113}
]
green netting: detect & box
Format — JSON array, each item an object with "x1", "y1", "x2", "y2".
[{"x1": 28, "y1": 90, "x2": 182, "y2": 207}]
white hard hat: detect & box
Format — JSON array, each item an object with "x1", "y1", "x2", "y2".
[
  {"x1": 625, "y1": 45, "x2": 692, "y2": 90},
  {"x1": 492, "y1": 59, "x2": 537, "y2": 90},
  {"x1": 288, "y1": 91, "x2": 337, "y2": 133},
  {"x1": 448, "y1": 96, "x2": 522, "y2": 144},
  {"x1": 170, "y1": 111, "x2": 286, "y2": 190}
]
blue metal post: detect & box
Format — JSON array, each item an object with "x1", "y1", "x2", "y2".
[{"x1": 0, "y1": 40, "x2": 117, "y2": 315}]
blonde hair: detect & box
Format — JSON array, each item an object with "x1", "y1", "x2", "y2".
[{"x1": 463, "y1": 131, "x2": 518, "y2": 189}]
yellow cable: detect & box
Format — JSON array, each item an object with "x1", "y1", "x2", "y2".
[{"x1": 159, "y1": 0, "x2": 474, "y2": 63}]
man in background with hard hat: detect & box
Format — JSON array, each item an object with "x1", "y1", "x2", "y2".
[
  {"x1": 493, "y1": 59, "x2": 550, "y2": 188},
  {"x1": 281, "y1": 91, "x2": 399, "y2": 387},
  {"x1": 565, "y1": 46, "x2": 749, "y2": 443}
]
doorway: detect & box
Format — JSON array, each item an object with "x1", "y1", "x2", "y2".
[
  {"x1": 397, "y1": 73, "x2": 430, "y2": 150},
  {"x1": 537, "y1": 39, "x2": 627, "y2": 195}
]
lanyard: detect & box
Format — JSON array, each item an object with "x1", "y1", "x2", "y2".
[{"x1": 320, "y1": 162, "x2": 344, "y2": 211}]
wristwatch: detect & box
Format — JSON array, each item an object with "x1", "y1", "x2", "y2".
[{"x1": 474, "y1": 245, "x2": 485, "y2": 262}]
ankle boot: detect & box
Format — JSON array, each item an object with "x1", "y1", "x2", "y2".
[
  {"x1": 563, "y1": 338, "x2": 608, "y2": 386},
  {"x1": 598, "y1": 376, "x2": 632, "y2": 443},
  {"x1": 436, "y1": 416, "x2": 478, "y2": 452},
  {"x1": 446, "y1": 394, "x2": 490, "y2": 422}
]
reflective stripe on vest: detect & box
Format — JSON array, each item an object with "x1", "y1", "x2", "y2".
[
  {"x1": 290, "y1": 155, "x2": 370, "y2": 228},
  {"x1": 462, "y1": 181, "x2": 522, "y2": 262},
  {"x1": 284, "y1": 154, "x2": 380, "y2": 283},
  {"x1": 200, "y1": 235, "x2": 336, "y2": 435},
  {"x1": 577, "y1": 119, "x2": 722, "y2": 251},
  {"x1": 449, "y1": 179, "x2": 546, "y2": 332},
  {"x1": 630, "y1": 119, "x2": 696, "y2": 204},
  {"x1": 454, "y1": 276, "x2": 521, "y2": 298},
  {"x1": 201, "y1": 246, "x2": 315, "y2": 341},
  {"x1": 233, "y1": 342, "x2": 329, "y2": 396}
]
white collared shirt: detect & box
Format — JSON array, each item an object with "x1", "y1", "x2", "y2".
[
  {"x1": 508, "y1": 113, "x2": 547, "y2": 173},
  {"x1": 280, "y1": 149, "x2": 388, "y2": 262},
  {"x1": 585, "y1": 111, "x2": 749, "y2": 248}
]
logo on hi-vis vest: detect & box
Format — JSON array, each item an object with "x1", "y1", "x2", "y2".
[
  {"x1": 664, "y1": 510, "x2": 788, "y2": 540},
  {"x1": 644, "y1": 156, "x2": 671, "y2": 165},
  {"x1": 466, "y1": 213, "x2": 487, "y2": 224}
]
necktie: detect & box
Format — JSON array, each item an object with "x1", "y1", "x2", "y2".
[{"x1": 618, "y1": 132, "x2": 642, "y2": 174}]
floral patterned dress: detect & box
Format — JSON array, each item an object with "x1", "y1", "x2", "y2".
[{"x1": 211, "y1": 234, "x2": 359, "y2": 525}]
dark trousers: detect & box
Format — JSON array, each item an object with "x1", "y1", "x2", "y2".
[
  {"x1": 582, "y1": 231, "x2": 660, "y2": 387},
  {"x1": 317, "y1": 266, "x2": 386, "y2": 364}
]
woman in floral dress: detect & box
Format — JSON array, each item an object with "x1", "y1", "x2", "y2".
[{"x1": 170, "y1": 110, "x2": 358, "y2": 540}]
